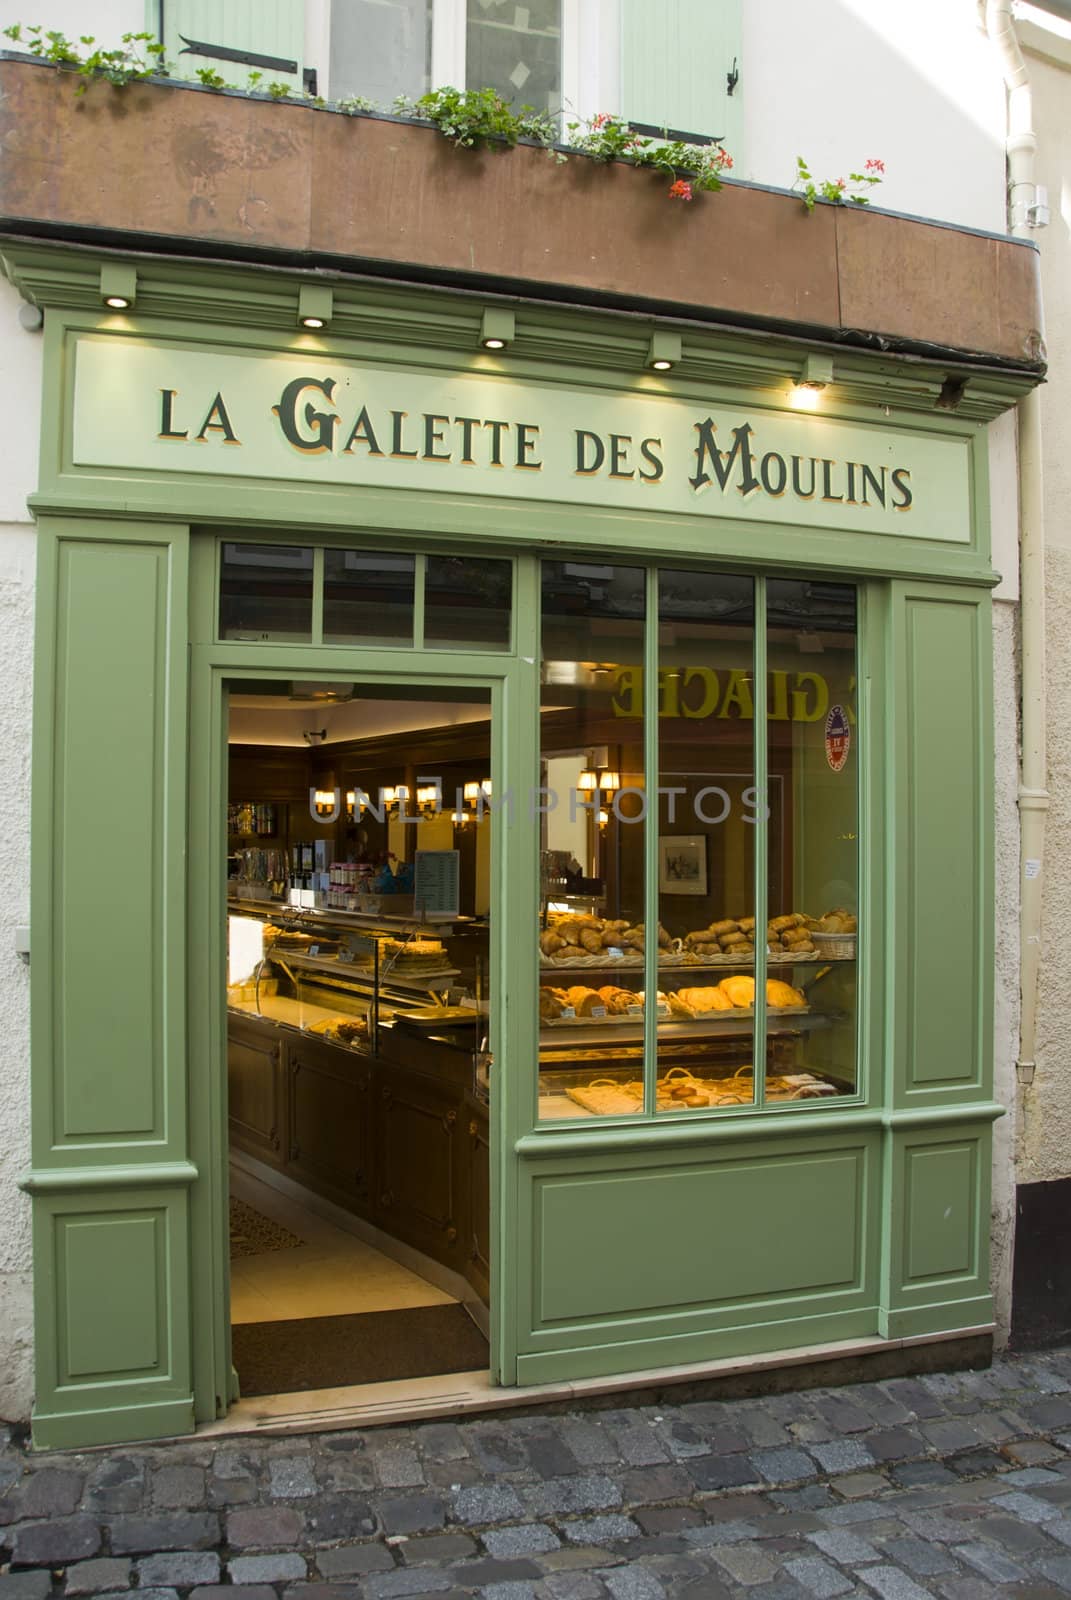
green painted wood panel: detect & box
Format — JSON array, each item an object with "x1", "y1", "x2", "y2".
[
  {"x1": 61, "y1": 1212, "x2": 162, "y2": 1377},
  {"x1": 30, "y1": 520, "x2": 194, "y2": 1448},
  {"x1": 880, "y1": 1127, "x2": 992, "y2": 1337},
  {"x1": 905, "y1": 1143, "x2": 976, "y2": 1282},
  {"x1": 620, "y1": 0, "x2": 742, "y2": 152},
  {"x1": 162, "y1": 0, "x2": 305, "y2": 90},
  {"x1": 892, "y1": 588, "x2": 992, "y2": 1101},
  {"x1": 32, "y1": 1187, "x2": 193, "y2": 1450},
  {"x1": 536, "y1": 1149, "x2": 864, "y2": 1324},
  {"x1": 54, "y1": 543, "x2": 165, "y2": 1140}
]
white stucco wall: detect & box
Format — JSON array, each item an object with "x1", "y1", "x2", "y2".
[
  {"x1": 0, "y1": 278, "x2": 41, "y2": 1421},
  {"x1": 740, "y1": 0, "x2": 1008, "y2": 232},
  {"x1": 1016, "y1": 31, "x2": 1071, "y2": 1192}
]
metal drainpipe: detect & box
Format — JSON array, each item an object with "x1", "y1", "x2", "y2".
[{"x1": 985, "y1": 0, "x2": 1049, "y2": 1087}]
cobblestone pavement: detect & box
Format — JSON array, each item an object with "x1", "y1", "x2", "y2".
[{"x1": 9, "y1": 1352, "x2": 1071, "y2": 1598}]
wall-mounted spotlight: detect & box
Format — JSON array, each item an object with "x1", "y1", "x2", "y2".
[
  {"x1": 647, "y1": 332, "x2": 682, "y2": 372},
  {"x1": 790, "y1": 354, "x2": 834, "y2": 411},
  {"x1": 796, "y1": 354, "x2": 834, "y2": 390},
  {"x1": 100, "y1": 264, "x2": 137, "y2": 311},
  {"x1": 298, "y1": 284, "x2": 333, "y2": 330},
  {"x1": 480, "y1": 308, "x2": 515, "y2": 351}
]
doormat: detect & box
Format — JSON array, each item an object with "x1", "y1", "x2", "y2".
[
  {"x1": 229, "y1": 1197, "x2": 306, "y2": 1260},
  {"x1": 232, "y1": 1304, "x2": 489, "y2": 1396}
]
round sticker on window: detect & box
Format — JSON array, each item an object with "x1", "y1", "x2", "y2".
[{"x1": 825, "y1": 704, "x2": 850, "y2": 772}]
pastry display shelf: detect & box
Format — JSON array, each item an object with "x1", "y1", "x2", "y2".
[
  {"x1": 538, "y1": 1013, "x2": 837, "y2": 1049},
  {"x1": 540, "y1": 953, "x2": 854, "y2": 976},
  {"x1": 226, "y1": 896, "x2": 465, "y2": 937},
  {"x1": 270, "y1": 946, "x2": 460, "y2": 998},
  {"x1": 227, "y1": 991, "x2": 369, "y2": 1039}
]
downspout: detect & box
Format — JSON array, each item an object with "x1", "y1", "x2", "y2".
[{"x1": 985, "y1": 0, "x2": 1048, "y2": 1086}]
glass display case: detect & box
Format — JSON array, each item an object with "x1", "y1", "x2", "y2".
[{"x1": 226, "y1": 901, "x2": 488, "y2": 1052}]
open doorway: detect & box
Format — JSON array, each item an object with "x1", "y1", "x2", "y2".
[{"x1": 223, "y1": 679, "x2": 493, "y2": 1401}]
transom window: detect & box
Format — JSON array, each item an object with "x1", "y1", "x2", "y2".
[{"x1": 218, "y1": 542, "x2": 513, "y2": 652}]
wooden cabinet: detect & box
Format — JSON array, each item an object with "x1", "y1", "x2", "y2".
[
  {"x1": 465, "y1": 1096, "x2": 491, "y2": 1304},
  {"x1": 228, "y1": 1014, "x2": 287, "y2": 1167},
  {"x1": 227, "y1": 1014, "x2": 490, "y2": 1306},
  {"x1": 374, "y1": 1064, "x2": 465, "y2": 1270},
  {"x1": 287, "y1": 1033, "x2": 373, "y2": 1211}
]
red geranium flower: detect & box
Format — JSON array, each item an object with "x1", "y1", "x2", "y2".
[
  {"x1": 865, "y1": 157, "x2": 885, "y2": 173},
  {"x1": 669, "y1": 179, "x2": 694, "y2": 201}
]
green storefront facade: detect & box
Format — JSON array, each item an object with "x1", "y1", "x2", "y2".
[{"x1": 4, "y1": 239, "x2": 1026, "y2": 1450}]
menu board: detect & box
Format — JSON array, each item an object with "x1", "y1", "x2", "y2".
[{"x1": 414, "y1": 850, "x2": 460, "y2": 917}]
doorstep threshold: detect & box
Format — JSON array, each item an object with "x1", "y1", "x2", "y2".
[{"x1": 197, "y1": 1323, "x2": 996, "y2": 1439}]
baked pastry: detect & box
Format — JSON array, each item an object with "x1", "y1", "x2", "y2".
[
  {"x1": 719, "y1": 975, "x2": 755, "y2": 1008},
  {"x1": 676, "y1": 985, "x2": 734, "y2": 1012},
  {"x1": 597, "y1": 985, "x2": 636, "y2": 1014},
  {"x1": 580, "y1": 928, "x2": 604, "y2": 954},
  {"x1": 564, "y1": 985, "x2": 603, "y2": 1016},
  {"x1": 766, "y1": 978, "x2": 805, "y2": 1008},
  {"x1": 540, "y1": 929, "x2": 567, "y2": 956},
  {"x1": 539, "y1": 988, "x2": 564, "y2": 1019}
]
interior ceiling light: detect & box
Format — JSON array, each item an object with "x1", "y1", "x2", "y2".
[
  {"x1": 100, "y1": 263, "x2": 136, "y2": 311},
  {"x1": 647, "y1": 332, "x2": 682, "y2": 372},
  {"x1": 298, "y1": 284, "x2": 333, "y2": 330},
  {"x1": 480, "y1": 308, "x2": 515, "y2": 351}
]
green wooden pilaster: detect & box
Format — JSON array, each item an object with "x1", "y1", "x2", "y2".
[{"x1": 25, "y1": 516, "x2": 195, "y2": 1448}]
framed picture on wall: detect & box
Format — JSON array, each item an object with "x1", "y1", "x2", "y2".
[{"x1": 658, "y1": 835, "x2": 708, "y2": 896}]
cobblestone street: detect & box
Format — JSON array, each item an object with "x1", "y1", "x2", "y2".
[{"x1": 8, "y1": 1350, "x2": 1071, "y2": 1599}]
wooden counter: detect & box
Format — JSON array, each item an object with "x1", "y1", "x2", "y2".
[{"x1": 227, "y1": 1009, "x2": 489, "y2": 1304}]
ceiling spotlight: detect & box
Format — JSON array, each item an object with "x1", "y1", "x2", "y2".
[
  {"x1": 647, "y1": 332, "x2": 682, "y2": 372},
  {"x1": 298, "y1": 284, "x2": 333, "y2": 330},
  {"x1": 480, "y1": 308, "x2": 515, "y2": 351},
  {"x1": 100, "y1": 264, "x2": 136, "y2": 311}
]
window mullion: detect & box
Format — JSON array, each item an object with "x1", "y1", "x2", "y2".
[
  {"x1": 432, "y1": 0, "x2": 467, "y2": 90},
  {"x1": 642, "y1": 565, "x2": 660, "y2": 1118},
  {"x1": 412, "y1": 553, "x2": 427, "y2": 649},
  {"x1": 753, "y1": 576, "x2": 768, "y2": 1108},
  {"x1": 311, "y1": 545, "x2": 325, "y2": 645}
]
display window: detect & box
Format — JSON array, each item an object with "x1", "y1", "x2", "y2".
[{"x1": 537, "y1": 560, "x2": 859, "y2": 1121}]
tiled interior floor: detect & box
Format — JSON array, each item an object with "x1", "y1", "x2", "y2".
[{"x1": 229, "y1": 1165, "x2": 455, "y2": 1326}]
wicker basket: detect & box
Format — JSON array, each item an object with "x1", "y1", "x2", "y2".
[{"x1": 812, "y1": 931, "x2": 856, "y2": 959}]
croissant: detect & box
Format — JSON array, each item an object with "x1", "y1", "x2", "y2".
[{"x1": 540, "y1": 930, "x2": 567, "y2": 956}]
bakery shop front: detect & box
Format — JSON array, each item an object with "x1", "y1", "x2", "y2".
[{"x1": 15, "y1": 245, "x2": 1011, "y2": 1449}]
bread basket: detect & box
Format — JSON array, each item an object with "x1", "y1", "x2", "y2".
[{"x1": 812, "y1": 931, "x2": 856, "y2": 959}]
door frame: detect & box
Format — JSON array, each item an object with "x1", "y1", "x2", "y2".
[{"x1": 186, "y1": 634, "x2": 538, "y2": 1421}]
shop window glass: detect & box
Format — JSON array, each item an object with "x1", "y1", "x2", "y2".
[
  {"x1": 323, "y1": 550, "x2": 416, "y2": 646},
  {"x1": 424, "y1": 555, "x2": 513, "y2": 651},
  {"x1": 537, "y1": 564, "x2": 860, "y2": 1124},
  {"x1": 466, "y1": 0, "x2": 562, "y2": 116},
  {"x1": 330, "y1": 0, "x2": 432, "y2": 104},
  {"x1": 538, "y1": 561, "x2": 646, "y2": 1121},
  {"x1": 219, "y1": 543, "x2": 313, "y2": 642},
  {"x1": 765, "y1": 579, "x2": 858, "y2": 1100},
  {"x1": 656, "y1": 570, "x2": 756, "y2": 1113}
]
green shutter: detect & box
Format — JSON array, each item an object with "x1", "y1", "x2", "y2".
[
  {"x1": 161, "y1": 0, "x2": 305, "y2": 92},
  {"x1": 620, "y1": 0, "x2": 741, "y2": 156}
]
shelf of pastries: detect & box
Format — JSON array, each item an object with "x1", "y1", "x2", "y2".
[
  {"x1": 538, "y1": 907, "x2": 857, "y2": 976},
  {"x1": 539, "y1": 972, "x2": 822, "y2": 1040}
]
